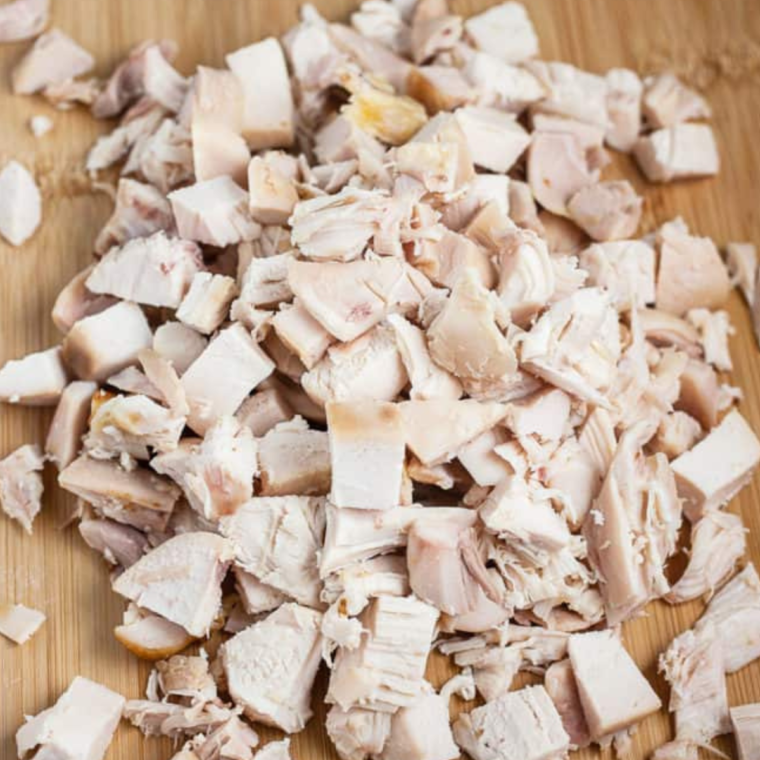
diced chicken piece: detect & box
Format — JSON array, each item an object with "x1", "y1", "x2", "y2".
[
  {"x1": 123, "y1": 698, "x2": 233, "y2": 739},
  {"x1": 272, "y1": 301, "x2": 334, "y2": 370},
  {"x1": 528, "y1": 132, "x2": 600, "y2": 216},
  {"x1": 138, "y1": 347, "x2": 188, "y2": 417},
  {"x1": 234, "y1": 565, "x2": 287, "y2": 615},
  {"x1": 406, "y1": 65, "x2": 471, "y2": 114},
  {"x1": 155, "y1": 653, "x2": 217, "y2": 701},
  {"x1": 464, "y1": 200, "x2": 516, "y2": 255},
  {"x1": 652, "y1": 411, "x2": 703, "y2": 460},
  {"x1": 176, "y1": 273, "x2": 237, "y2": 335},
  {"x1": 326, "y1": 706, "x2": 392, "y2": 760},
  {"x1": 457, "y1": 426, "x2": 511, "y2": 487},
  {"x1": 0, "y1": 602, "x2": 45, "y2": 645},
  {"x1": 0, "y1": 346, "x2": 67, "y2": 406},
  {"x1": 153, "y1": 322, "x2": 208, "y2": 376},
  {"x1": 580, "y1": 240, "x2": 655, "y2": 310},
  {"x1": 566, "y1": 181, "x2": 642, "y2": 241},
  {"x1": 11, "y1": 28, "x2": 93, "y2": 94},
  {"x1": 51, "y1": 265, "x2": 118, "y2": 334},
  {"x1": 462, "y1": 50, "x2": 545, "y2": 114},
  {"x1": 59, "y1": 455, "x2": 180, "y2": 532},
  {"x1": 671, "y1": 409, "x2": 760, "y2": 520},
  {"x1": 731, "y1": 704, "x2": 760, "y2": 760},
  {"x1": 236, "y1": 388, "x2": 294, "y2": 437},
  {"x1": 223, "y1": 603, "x2": 323, "y2": 732},
  {"x1": 169, "y1": 177, "x2": 260, "y2": 247},
  {"x1": 237, "y1": 251, "x2": 294, "y2": 311},
  {"x1": 605, "y1": 68, "x2": 643, "y2": 152},
  {"x1": 313, "y1": 116, "x2": 385, "y2": 166},
  {"x1": 667, "y1": 511, "x2": 745, "y2": 604},
  {"x1": 247, "y1": 156, "x2": 298, "y2": 226},
  {"x1": 544, "y1": 659, "x2": 591, "y2": 748},
  {"x1": 463, "y1": 1, "x2": 538, "y2": 63},
  {"x1": 127, "y1": 116, "x2": 194, "y2": 193},
  {"x1": 686, "y1": 308, "x2": 733, "y2": 371},
  {"x1": 0, "y1": 0, "x2": 48, "y2": 42},
  {"x1": 257, "y1": 418, "x2": 330, "y2": 496},
  {"x1": 726, "y1": 241, "x2": 757, "y2": 304},
  {"x1": 414, "y1": 228, "x2": 495, "y2": 291},
  {"x1": 638, "y1": 309, "x2": 701, "y2": 356},
  {"x1": 351, "y1": 0, "x2": 410, "y2": 54},
  {"x1": 190, "y1": 66, "x2": 249, "y2": 186},
  {"x1": 188, "y1": 715, "x2": 260, "y2": 759},
  {"x1": 396, "y1": 141, "x2": 463, "y2": 194},
  {"x1": 62, "y1": 301, "x2": 153, "y2": 382},
  {"x1": 226, "y1": 38, "x2": 294, "y2": 150},
  {"x1": 180, "y1": 323, "x2": 274, "y2": 434},
  {"x1": 94, "y1": 178, "x2": 174, "y2": 256},
  {"x1": 568, "y1": 630, "x2": 661, "y2": 740},
  {"x1": 79, "y1": 515, "x2": 149, "y2": 568},
  {"x1": 87, "y1": 232, "x2": 202, "y2": 308},
  {"x1": 113, "y1": 531, "x2": 233, "y2": 637},
  {"x1": 400, "y1": 399, "x2": 507, "y2": 465},
  {"x1": 539, "y1": 211, "x2": 587, "y2": 257},
  {"x1": 507, "y1": 179, "x2": 543, "y2": 234},
  {"x1": 328, "y1": 595, "x2": 439, "y2": 711},
  {"x1": 15, "y1": 677, "x2": 125, "y2": 760},
  {"x1": 0, "y1": 160, "x2": 42, "y2": 247},
  {"x1": 220, "y1": 495, "x2": 324, "y2": 607},
  {"x1": 43, "y1": 76, "x2": 101, "y2": 109},
  {"x1": 114, "y1": 606, "x2": 195, "y2": 660},
  {"x1": 453, "y1": 685, "x2": 569, "y2": 760},
  {"x1": 252, "y1": 740, "x2": 292, "y2": 760},
  {"x1": 409, "y1": 6, "x2": 461, "y2": 65},
  {"x1": 0, "y1": 444, "x2": 44, "y2": 534},
  {"x1": 642, "y1": 73, "x2": 711, "y2": 129},
  {"x1": 634, "y1": 123, "x2": 719, "y2": 182}
]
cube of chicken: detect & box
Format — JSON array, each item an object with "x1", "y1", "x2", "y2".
[
  {"x1": 463, "y1": 2, "x2": 539, "y2": 63},
  {"x1": 0, "y1": 602, "x2": 45, "y2": 645},
  {"x1": 0, "y1": 0, "x2": 48, "y2": 42},
  {"x1": 0, "y1": 346, "x2": 67, "y2": 405},
  {"x1": 272, "y1": 300, "x2": 335, "y2": 369},
  {"x1": 78, "y1": 515, "x2": 149, "y2": 568},
  {"x1": 634, "y1": 123, "x2": 719, "y2": 182},
  {"x1": 326, "y1": 706, "x2": 392, "y2": 760},
  {"x1": 544, "y1": 659, "x2": 591, "y2": 748},
  {"x1": 0, "y1": 160, "x2": 42, "y2": 246},
  {"x1": 114, "y1": 606, "x2": 195, "y2": 660},
  {"x1": 462, "y1": 51, "x2": 546, "y2": 114},
  {"x1": 726, "y1": 241, "x2": 757, "y2": 305},
  {"x1": 247, "y1": 156, "x2": 299, "y2": 226},
  {"x1": 327, "y1": 401, "x2": 405, "y2": 511},
  {"x1": 456, "y1": 426, "x2": 511, "y2": 487},
  {"x1": 731, "y1": 704, "x2": 760, "y2": 760},
  {"x1": 567, "y1": 181, "x2": 642, "y2": 241},
  {"x1": 236, "y1": 388, "x2": 294, "y2": 437},
  {"x1": 113, "y1": 531, "x2": 233, "y2": 637},
  {"x1": 453, "y1": 685, "x2": 570, "y2": 760},
  {"x1": 0, "y1": 444, "x2": 44, "y2": 534},
  {"x1": 176, "y1": 272, "x2": 237, "y2": 335},
  {"x1": 406, "y1": 65, "x2": 472, "y2": 115},
  {"x1": 153, "y1": 321, "x2": 208, "y2": 374},
  {"x1": 222, "y1": 603, "x2": 323, "y2": 732},
  {"x1": 642, "y1": 73, "x2": 711, "y2": 129},
  {"x1": 15, "y1": 677, "x2": 125, "y2": 760},
  {"x1": 169, "y1": 177, "x2": 260, "y2": 247},
  {"x1": 51, "y1": 265, "x2": 118, "y2": 335},
  {"x1": 226, "y1": 38, "x2": 295, "y2": 150},
  {"x1": 234, "y1": 565, "x2": 287, "y2": 615},
  {"x1": 671, "y1": 409, "x2": 760, "y2": 520},
  {"x1": 455, "y1": 106, "x2": 531, "y2": 173},
  {"x1": 605, "y1": 68, "x2": 643, "y2": 152}
]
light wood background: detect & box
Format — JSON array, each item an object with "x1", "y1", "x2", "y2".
[{"x1": 1, "y1": 1, "x2": 760, "y2": 758}]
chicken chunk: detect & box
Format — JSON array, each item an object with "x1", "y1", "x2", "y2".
[
  {"x1": 0, "y1": 602, "x2": 45, "y2": 645},
  {"x1": 0, "y1": 160, "x2": 42, "y2": 247},
  {"x1": 605, "y1": 68, "x2": 643, "y2": 152},
  {"x1": 0, "y1": 346, "x2": 67, "y2": 405},
  {"x1": 544, "y1": 659, "x2": 591, "y2": 748},
  {"x1": 153, "y1": 321, "x2": 208, "y2": 375},
  {"x1": 726, "y1": 241, "x2": 757, "y2": 304},
  {"x1": 176, "y1": 273, "x2": 237, "y2": 335},
  {"x1": 236, "y1": 388, "x2": 294, "y2": 437},
  {"x1": 326, "y1": 706, "x2": 391, "y2": 760},
  {"x1": 463, "y1": 1, "x2": 539, "y2": 63},
  {"x1": 634, "y1": 123, "x2": 719, "y2": 182},
  {"x1": 454, "y1": 106, "x2": 531, "y2": 173},
  {"x1": 114, "y1": 606, "x2": 195, "y2": 660},
  {"x1": 731, "y1": 704, "x2": 760, "y2": 760},
  {"x1": 567, "y1": 180, "x2": 642, "y2": 241},
  {"x1": 79, "y1": 515, "x2": 149, "y2": 568},
  {"x1": 642, "y1": 73, "x2": 711, "y2": 129},
  {"x1": 247, "y1": 156, "x2": 299, "y2": 226},
  {"x1": 0, "y1": 0, "x2": 48, "y2": 42},
  {"x1": 0, "y1": 444, "x2": 44, "y2": 534},
  {"x1": 51, "y1": 265, "x2": 118, "y2": 335}
]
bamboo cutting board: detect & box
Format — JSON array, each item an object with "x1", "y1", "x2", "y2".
[{"x1": 2, "y1": 1, "x2": 760, "y2": 758}]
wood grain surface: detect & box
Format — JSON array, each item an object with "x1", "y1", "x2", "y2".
[{"x1": 2, "y1": 1, "x2": 760, "y2": 758}]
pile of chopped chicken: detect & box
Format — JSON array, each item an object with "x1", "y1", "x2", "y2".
[{"x1": 3, "y1": 0, "x2": 760, "y2": 758}]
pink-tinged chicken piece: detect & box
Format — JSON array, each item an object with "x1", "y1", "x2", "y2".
[
  {"x1": 180, "y1": 323, "x2": 274, "y2": 435},
  {"x1": 566, "y1": 180, "x2": 642, "y2": 242},
  {"x1": 153, "y1": 322, "x2": 207, "y2": 375},
  {"x1": 327, "y1": 595, "x2": 439, "y2": 712},
  {"x1": 113, "y1": 531, "x2": 233, "y2": 637},
  {"x1": 272, "y1": 301, "x2": 334, "y2": 370},
  {"x1": 43, "y1": 77, "x2": 101, "y2": 109},
  {"x1": 409, "y1": 2, "x2": 461, "y2": 65},
  {"x1": 86, "y1": 231, "x2": 202, "y2": 309},
  {"x1": 545, "y1": 659, "x2": 591, "y2": 748},
  {"x1": 413, "y1": 228, "x2": 495, "y2": 291},
  {"x1": 528, "y1": 132, "x2": 600, "y2": 217},
  {"x1": 0, "y1": 444, "x2": 44, "y2": 534},
  {"x1": 79, "y1": 515, "x2": 149, "y2": 568},
  {"x1": 222, "y1": 603, "x2": 323, "y2": 732},
  {"x1": 605, "y1": 68, "x2": 643, "y2": 152},
  {"x1": 226, "y1": 37, "x2": 295, "y2": 151},
  {"x1": 176, "y1": 273, "x2": 237, "y2": 336},
  {"x1": 220, "y1": 496, "x2": 324, "y2": 607},
  {"x1": 190, "y1": 66, "x2": 249, "y2": 187},
  {"x1": 59, "y1": 455, "x2": 180, "y2": 532},
  {"x1": 634, "y1": 123, "x2": 719, "y2": 182},
  {"x1": 51, "y1": 265, "x2": 117, "y2": 334},
  {"x1": 731, "y1": 704, "x2": 760, "y2": 760},
  {"x1": 114, "y1": 605, "x2": 195, "y2": 660},
  {"x1": 400, "y1": 399, "x2": 507, "y2": 465},
  {"x1": 94, "y1": 178, "x2": 174, "y2": 256},
  {"x1": 0, "y1": 602, "x2": 45, "y2": 645},
  {"x1": 671, "y1": 409, "x2": 760, "y2": 520},
  {"x1": 236, "y1": 388, "x2": 294, "y2": 437},
  {"x1": 169, "y1": 177, "x2": 260, "y2": 248},
  {"x1": 642, "y1": 73, "x2": 711, "y2": 129},
  {"x1": 0, "y1": 160, "x2": 41, "y2": 246},
  {"x1": 656, "y1": 225, "x2": 730, "y2": 315},
  {"x1": 326, "y1": 706, "x2": 392, "y2": 760},
  {"x1": 667, "y1": 511, "x2": 745, "y2": 604},
  {"x1": 463, "y1": 1, "x2": 539, "y2": 63},
  {"x1": 45, "y1": 380, "x2": 97, "y2": 470},
  {"x1": 62, "y1": 301, "x2": 153, "y2": 382},
  {"x1": 0, "y1": 0, "x2": 47, "y2": 41},
  {"x1": 15, "y1": 676, "x2": 125, "y2": 760},
  {"x1": 11, "y1": 28, "x2": 93, "y2": 94},
  {"x1": 139, "y1": 348, "x2": 188, "y2": 417},
  {"x1": 454, "y1": 685, "x2": 569, "y2": 760},
  {"x1": 568, "y1": 630, "x2": 662, "y2": 742},
  {"x1": 580, "y1": 240, "x2": 655, "y2": 310},
  {"x1": 247, "y1": 156, "x2": 298, "y2": 226},
  {"x1": 0, "y1": 346, "x2": 67, "y2": 405},
  {"x1": 327, "y1": 401, "x2": 404, "y2": 510},
  {"x1": 726, "y1": 241, "x2": 757, "y2": 304}
]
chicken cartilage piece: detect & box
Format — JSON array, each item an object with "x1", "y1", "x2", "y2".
[
  {"x1": 0, "y1": 444, "x2": 44, "y2": 534},
  {"x1": 0, "y1": 602, "x2": 45, "y2": 645},
  {"x1": 176, "y1": 272, "x2": 237, "y2": 335},
  {"x1": 0, "y1": 346, "x2": 67, "y2": 405},
  {"x1": 0, "y1": 0, "x2": 48, "y2": 42},
  {"x1": 463, "y1": 2, "x2": 539, "y2": 63},
  {"x1": 634, "y1": 123, "x2": 719, "y2": 183},
  {"x1": 731, "y1": 704, "x2": 760, "y2": 760},
  {"x1": 0, "y1": 159, "x2": 42, "y2": 247},
  {"x1": 15, "y1": 676, "x2": 125, "y2": 760}
]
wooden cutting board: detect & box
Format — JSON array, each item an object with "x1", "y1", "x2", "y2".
[{"x1": 2, "y1": 0, "x2": 760, "y2": 757}]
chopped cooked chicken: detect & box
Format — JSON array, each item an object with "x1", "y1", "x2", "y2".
[
  {"x1": 605, "y1": 68, "x2": 643, "y2": 152},
  {"x1": 0, "y1": 602, "x2": 45, "y2": 645},
  {"x1": 11, "y1": 28, "x2": 93, "y2": 94},
  {"x1": 454, "y1": 106, "x2": 530, "y2": 173},
  {"x1": 651, "y1": 411, "x2": 703, "y2": 459},
  {"x1": 272, "y1": 300, "x2": 334, "y2": 369},
  {"x1": 114, "y1": 605, "x2": 195, "y2": 660},
  {"x1": 642, "y1": 73, "x2": 711, "y2": 129},
  {"x1": 176, "y1": 273, "x2": 237, "y2": 335},
  {"x1": 123, "y1": 698, "x2": 233, "y2": 739},
  {"x1": 0, "y1": 346, "x2": 67, "y2": 405},
  {"x1": 634, "y1": 123, "x2": 719, "y2": 182},
  {"x1": 406, "y1": 65, "x2": 471, "y2": 114},
  {"x1": 453, "y1": 685, "x2": 569, "y2": 760},
  {"x1": 326, "y1": 706, "x2": 392, "y2": 760},
  {"x1": 544, "y1": 659, "x2": 591, "y2": 748},
  {"x1": 247, "y1": 156, "x2": 299, "y2": 226},
  {"x1": 236, "y1": 388, "x2": 294, "y2": 437},
  {"x1": 731, "y1": 704, "x2": 760, "y2": 760},
  {"x1": 15, "y1": 677, "x2": 125, "y2": 760},
  {"x1": 463, "y1": 1, "x2": 538, "y2": 63},
  {"x1": 156, "y1": 653, "x2": 217, "y2": 701},
  {"x1": 566, "y1": 180, "x2": 642, "y2": 241},
  {"x1": 43, "y1": 76, "x2": 101, "y2": 109},
  {"x1": 0, "y1": 160, "x2": 42, "y2": 246},
  {"x1": 113, "y1": 531, "x2": 233, "y2": 637},
  {"x1": 153, "y1": 321, "x2": 208, "y2": 375},
  {"x1": 351, "y1": 0, "x2": 409, "y2": 54},
  {"x1": 726, "y1": 241, "x2": 757, "y2": 304},
  {"x1": 220, "y1": 495, "x2": 324, "y2": 607},
  {"x1": 0, "y1": 444, "x2": 44, "y2": 534},
  {"x1": 253, "y1": 740, "x2": 292, "y2": 760},
  {"x1": 0, "y1": 0, "x2": 48, "y2": 42},
  {"x1": 189, "y1": 715, "x2": 260, "y2": 759},
  {"x1": 674, "y1": 358, "x2": 720, "y2": 430},
  {"x1": 222, "y1": 603, "x2": 323, "y2": 732},
  {"x1": 51, "y1": 265, "x2": 117, "y2": 334},
  {"x1": 62, "y1": 301, "x2": 153, "y2": 382},
  {"x1": 686, "y1": 308, "x2": 733, "y2": 371},
  {"x1": 568, "y1": 630, "x2": 661, "y2": 740},
  {"x1": 79, "y1": 515, "x2": 149, "y2": 568}
]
